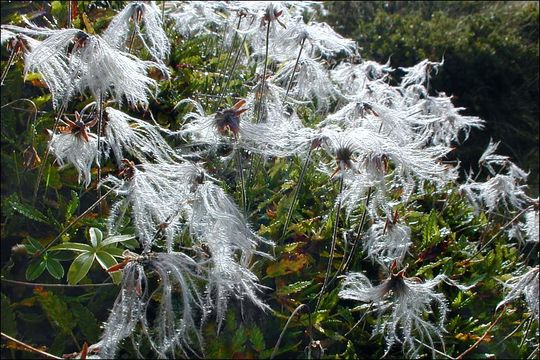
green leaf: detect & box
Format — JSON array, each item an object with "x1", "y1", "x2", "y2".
[
  {"x1": 277, "y1": 280, "x2": 313, "y2": 296},
  {"x1": 45, "y1": 258, "x2": 64, "y2": 280},
  {"x1": 104, "y1": 246, "x2": 125, "y2": 257},
  {"x1": 249, "y1": 326, "x2": 265, "y2": 352},
  {"x1": 95, "y1": 251, "x2": 121, "y2": 284},
  {"x1": 66, "y1": 190, "x2": 79, "y2": 220},
  {"x1": 49, "y1": 242, "x2": 94, "y2": 253},
  {"x1": 89, "y1": 227, "x2": 103, "y2": 247},
  {"x1": 67, "y1": 252, "x2": 95, "y2": 285},
  {"x1": 35, "y1": 289, "x2": 75, "y2": 334},
  {"x1": 69, "y1": 301, "x2": 100, "y2": 343},
  {"x1": 99, "y1": 234, "x2": 135, "y2": 248},
  {"x1": 25, "y1": 236, "x2": 44, "y2": 255},
  {"x1": 1, "y1": 293, "x2": 17, "y2": 336},
  {"x1": 26, "y1": 260, "x2": 46, "y2": 281},
  {"x1": 7, "y1": 193, "x2": 49, "y2": 224}
]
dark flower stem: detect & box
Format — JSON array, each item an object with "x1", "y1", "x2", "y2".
[
  {"x1": 67, "y1": 1, "x2": 73, "y2": 28},
  {"x1": 339, "y1": 187, "x2": 373, "y2": 274},
  {"x1": 285, "y1": 37, "x2": 306, "y2": 101},
  {"x1": 96, "y1": 91, "x2": 105, "y2": 213},
  {"x1": 32, "y1": 102, "x2": 68, "y2": 205},
  {"x1": 38, "y1": 184, "x2": 119, "y2": 255},
  {"x1": 315, "y1": 173, "x2": 345, "y2": 311},
  {"x1": 281, "y1": 146, "x2": 313, "y2": 241},
  {"x1": 0, "y1": 46, "x2": 17, "y2": 86},
  {"x1": 235, "y1": 137, "x2": 247, "y2": 213},
  {"x1": 255, "y1": 19, "x2": 271, "y2": 125},
  {"x1": 270, "y1": 304, "x2": 312, "y2": 359}
]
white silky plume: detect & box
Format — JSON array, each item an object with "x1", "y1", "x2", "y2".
[
  {"x1": 49, "y1": 132, "x2": 99, "y2": 187},
  {"x1": 103, "y1": 1, "x2": 170, "y2": 62},
  {"x1": 339, "y1": 271, "x2": 474, "y2": 357}
]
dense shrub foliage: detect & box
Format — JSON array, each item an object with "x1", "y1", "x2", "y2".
[{"x1": 1, "y1": 1, "x2": 538, "y2": 359}]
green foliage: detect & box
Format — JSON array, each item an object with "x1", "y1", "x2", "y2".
[{"x1": 0, "y1": 1, "x2": 538, "y2": 359}]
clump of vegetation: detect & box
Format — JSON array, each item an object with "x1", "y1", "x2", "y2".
[{"x1": 1, "y1": 1, "x2": 538, "y2": 359}]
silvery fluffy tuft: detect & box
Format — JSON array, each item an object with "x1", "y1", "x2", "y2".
[
  {"x1": 339, "y1": 264, "x2": 474, "y2": 357},
  {"x1": 105, "y1": 161, "x2": 197, "y2": 252},
  {"x1": 279, "y1": 16, "x2": 357, "y2": 58},
  {"x1": 103, "y1": 1, "x2": 170, "y2": 62},
  {"x1": 364, "y1": 215, "x2": 412, "y2": 266},
  {"x1": 187, "y1": 180, "x2": 273, "y2": 328},
  {"x1": 49, "y1": 131, "x2": 99, "y2": 188},
  {"x1": 400, "y1": 58, "x2": 444, "y2": 88},
  {"x1": 98, "y1": 252, "x2": 205, "y2": 359},
  {"x1": 497, "y1": 266, "x2": 539, "y2": 321},
  {"x1": 3, "y1": 24, "x2": 160, "y2": 108},
  {"x1": 103, "y1": 107, "x2": 180, "y2": 165}
]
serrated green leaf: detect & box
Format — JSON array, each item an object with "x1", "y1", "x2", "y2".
[
  {"x1": 99, "y1": 234, "x2": 135, "y2": 248},
  {"x1": 67, "y1": 252, "x2": 95, "y2": 284},
  {"x1": 95, "y1": 251, "x2": 121, "y2": 284},
  {"x1": 69, "y1": 301, "x2": 100, "y2": 343},
  {"x1": 277, "y1": 280, "x2": 313, "y2": 296},
  {"x1": 35, "y1": 290, "x2": 75, "y2": 334},
  {"x1": 232, "y1": 326, "x2": 247, "y2": 349},
  {"x1": 249, "y1": 326, "x2": 265, "y2": 352},
  {"x1": 1, "y1": 293, "x2": 17, "y2": 336},
  {"x1": 26, "y1": 260, "x2": 46, "y2": 281},
  {"x1": 45, "y1": 258, "x2": 64, "y2": 280},
  {"x1": 89, "y1": 227, "x2": 103, "y2": 247},
  {"x1": 49, "y1": 242, "x2": 94, "y2": 252},
  {"x1": 7, "y1": 194, "x2": 49, "y2": 223}
]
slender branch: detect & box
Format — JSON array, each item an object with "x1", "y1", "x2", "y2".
[
  {"x1": 281, "y1": 146, "x2": 313, "y2": 241},
  {"x1": 38, "y1": 184, "x2": 119, "y2": 255},
  {"x1": 32, "y1": 102, "x2": 68, "y2": 205},
  {"x1": 0, "y1": 46, "x2": 17, "y2": 86},
  {"x1": 455, "y1": 307, "x2": 506, "y2": 360},
  {"x1": 67, "y1": 1, "x2": 73, "y2": 28},
  {"x1": 340, "y1": 187, "x2": 373, "y2": 274},
  {"x1": 466, "y1": 205, "x2": 534, "y2": 262},
  {"x1": 413, "y1": 338, "x2": 455, "y2": 359},
  {"x1": 315, "y1": 174, "x2": 345, "y2": 311},
  {"x1": 95, "y1": 91, "x2": 105, "y2": 213},
  {"x1": 1, "y1": 278, "x2": 115, "y2": 288},
  {"x1": 284, "y1": 37, "x2": 306, "y2": 101},
  {"x1": 270, "y1": 304, "x2": 310, "y2": 359},
  {"x1": 1, "y1": 332, "x2": 63, "y2": 359},
  {"x1": 235, "y1": 139, "x2": 247, "y2": 214}
]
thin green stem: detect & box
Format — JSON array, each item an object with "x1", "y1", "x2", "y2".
[
  {"x1": 32, "y1": 102, "x2": 67, "y2": 206},
  {"x1": 235, "y1": 138, "x2": 247, "y2": 214},
  {"x1": 315, "y1": 174, "x2": 345, "y2": 311},
  {"x1": 281, "y1": 147, "x2": 313, "y2": 241},
  {"x1": 37, "y1": 184, "x2": 119, "y2": 255},
  {"x1": 0, "y1": 47, "x2": 17, "y2": 86},
  {"x1": 284, "y1": 37, "x2": 306, "y2": 101},
  {"x1": 270, "y1": 304, "x2": 311, "y2": 359},
  {"x1": 96, "y1": 92, "x2": 105, "y2": 213},
  {"x1": 340, "y1": 187, "x2": 373, "y2": 274}
]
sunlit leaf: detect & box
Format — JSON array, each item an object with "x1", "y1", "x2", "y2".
[
  {"x1": 45, "y1": 258, "x2": 64, "y2": 280},
  {"x1": 25, "y1": 260, "x2": 46, "y2": 281},
  {"x1": 67, "y1": 252, "x2": 95, "y2": 285},
  {"x1": 89, "y1": 227, "x2": 103, "y2": 248}
]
